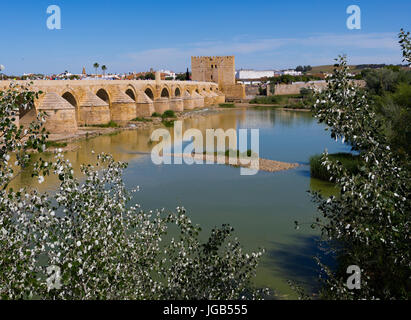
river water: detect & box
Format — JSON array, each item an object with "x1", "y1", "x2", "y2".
[{"x1": 14, "y1": 108, "x2": 350, "y2": 299}]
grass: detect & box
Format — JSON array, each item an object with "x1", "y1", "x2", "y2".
[
  {"x1": 88, "y1": 121, "x2": 118, "y2": 128},
  {"x1": 131, "y1": 117, "x2": 152, "y2": 122},
  {"x1": 219, "y1": 103, "x2": 236, "y2": 108},
  {"x1": 46, "y1": 141, "x2": 67, "y2": 149},
  {"x1": 307, "y1": 64, "x2": 358, "y2": 74},
  {"x1": 310, "y1": 153, "x2": 362, "y2": 181},
  {"x1": 249, "y1": 94, "x2": 301, "y2": 105}
]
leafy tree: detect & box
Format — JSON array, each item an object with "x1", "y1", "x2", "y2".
[
  {"x1": 399, "y1": 28, "x2": 411, "y2": 64},
  {"x1": 0, "y1": 83, "x2": 265, "y2": 300},
  {"x1": 144, "y1": 73, "x2": 155, "y2": 80},
  {"x1": 305, "y1": 31, "x2": 410, "y2": 300}
]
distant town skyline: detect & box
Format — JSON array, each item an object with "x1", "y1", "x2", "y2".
[{"x1": 1, "y1": 0, "x2": 410, "y2": 75}]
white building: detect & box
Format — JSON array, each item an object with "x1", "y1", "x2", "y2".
[
  {"x1": 282, "y1": 70, "x2": 303, "y2": 76},
  {"x1": 236, "y1": 69, "x2": 277, "y2": 80},
  {"x1": 236, "y1": 69, "x2": 281, "y2": 84},
  {"x1": 159, "y1": 69, "x2": 176, "y2": 80}
]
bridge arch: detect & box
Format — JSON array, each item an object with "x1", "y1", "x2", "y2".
[
  {"x1": 96, "y1": 88, "x2": 111, "y2": 105},
  {"x1": 125, "y1": 87, "x2": 137, "y2": 102},
  {"x1": 144, "y1": 87, "x2": 155, "y2": 100},
  {"x1": 62, "y1": 91, "x2": 79, "y2": 123},
  {"x1": 174, "y1": 87, "x2": 181, "y2": 97},
  {"x1": 160, "y1": 87, "x2": 170, "y2": 98}
]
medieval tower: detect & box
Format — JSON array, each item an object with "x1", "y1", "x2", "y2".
[
  {"x1": 191, "y1": 56, "x2": 236, "y2": 85},
  {"x1": 191, "y1": 56, "x2": 245, "y2": 100}
]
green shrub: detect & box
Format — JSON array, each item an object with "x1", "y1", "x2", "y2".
[
  {"x1": 162, "y1": 110, "x2": 176, "y2": 118},
  {"x1": 162, "y1": 119, "x2": 175, "y2": 127},
  {"x1": 89, "y1": 121, "x2": 118, "y2": 128},
  {"x1": 249, "y1": 94, "x2": 303, "y2": 105},
  {"x1": 310, "y1": 153, "x2": 361, "y2": 181},
  {"x1": 219, "y1": 103, "x2": 236, "y2": 108},
  {"x1": 132, "y1": 117, "x2": 152, "y2": 122},
  {"x1": 151, "y1": 112, "x2": 162, "y2": 117},
  {"x1": 249, "y1": 96, "x2": 283, "y2": 104}
]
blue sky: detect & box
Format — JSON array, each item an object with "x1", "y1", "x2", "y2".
[{"x1": 1, "y1": 0, "x2": 410, "y2": 75}]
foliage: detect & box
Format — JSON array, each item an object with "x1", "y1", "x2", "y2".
[
  {"x1": 310, "y1": 153, "x2": 361, "y2": 182},
  {"x1": 308, "y1": 53, "x2": 410, "y2": 299},
  {"x1": 363, "y1": 68, "x2": 411, "y2": 95},
  {"x1": 151, "y1": 112, "x2": 162, "y2": 118},
  {"x1": 250, "y1": 93, "x2": 312, "y2": 109},
  {"x1": 162, "y1": 119, "x2": 175, "y2": 128},
  {"x1": 371, "y1": 83, "x2": 411, "y2": 158},
  {"x1": 131, "y1": 117, "x2": 152, "y2": 122},
  {"x1": 0, "y1": 83, "x2": 265, "y2": 300},
  {"x1": 219, "y1": 103, "x2": 236, "y2": 108},
  {"x1": 296, "y1": 65, "x2": 312, "y2": 73},
  {"x1": 361, "y1": 34, "x2": 411, "y2": 159},
  {"x1": 268, "y1": 74, "x2": 322, "y2": 85},
  {"x1": 89, "y1": 121, "x2": 118, "y2": 128},
  {"x1": 162, "y1": 110, "x2": 176, "y2": 119},
  {"x1": 399, "y1": 28, "x2": 411, "y2": 63},
  {"x1": 258, "y1": 87, "x2": 267, "y2": 95},
  {"x1": 300, "y1": 87, "x2": 314, "y2": 97},
  {"x1": 144, "y1": 73, "x2": 155, "y2": 80},
  {"x1": 175, "y1": 69, "x2": 191, "y2": 81},
  {"x1": 250, "y1": 95, "x2": 290, "y2": 105}
]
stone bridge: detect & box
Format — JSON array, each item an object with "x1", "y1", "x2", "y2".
[{"x1": 0, "y1": 79, "x2": 225, "y2": 133}]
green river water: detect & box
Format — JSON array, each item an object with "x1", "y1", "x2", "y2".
[{"x1": 13, "y1": 108, "x2": 349, "y2": 299}]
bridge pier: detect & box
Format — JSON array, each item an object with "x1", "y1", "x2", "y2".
[
  {"x1": 110, "y1": 90, "x2": 137, "y2": 121},
  {"x1": 37, "y1": 92, "x2": 78, "y2": 133},
  {"x1": 136, "y1": 91, "x2": 155, "y2": 117},
  {"x1": 169, "y1": 97, "x2": 184, "y2": 112},
  {"x1": 78, "y1": 91, "x2": 110, "y2": 126},
  {"x1": 183, "y1": 91, "x2": 195, "y2": 110},
  {"x1": 153, "y1": 97, "x2": 170, "y2": 114},
  {"x1": 192, "y1": 91, "x2": 205, "y2": 108}
]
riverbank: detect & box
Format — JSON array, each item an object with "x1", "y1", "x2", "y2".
[
  {"x1": 45, "y1": 106, "x2": 224, "y2": 152},
  {"x1": 45, "y1": 103, "x2": 311, "y2": 153}
]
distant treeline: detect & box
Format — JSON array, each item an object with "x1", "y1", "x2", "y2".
[
  {"x1": 268, "y1": 74, "x2": 323, "y2": 85},
  {"x1": 355, "y1": 63, "x2": 409, "y2": 70}
]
